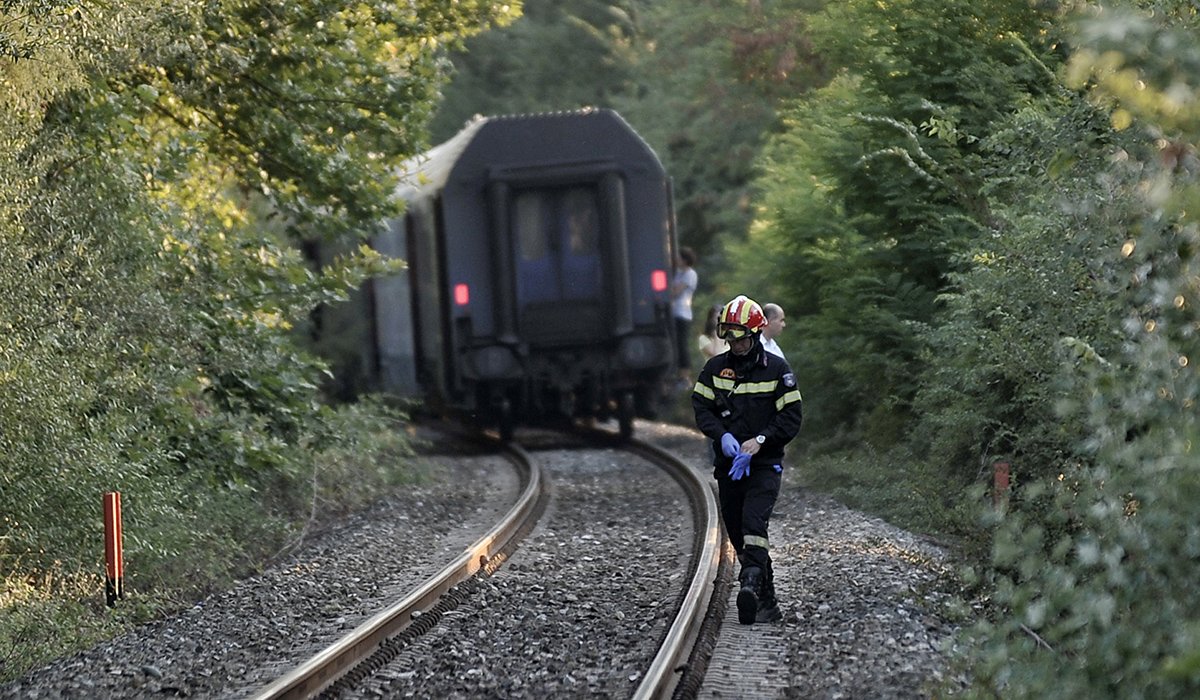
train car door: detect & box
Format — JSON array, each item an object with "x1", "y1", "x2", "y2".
[{"x1": 512, "y1": 185, "x2": 606, "y2": 345}]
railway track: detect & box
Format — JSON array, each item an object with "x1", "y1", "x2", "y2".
[
  {"x1": 1, "y1": 420, "x2": 959, "y2": 699},
  {"x1": 253, "y1": 426, "x2": 724, "y2": 699}
]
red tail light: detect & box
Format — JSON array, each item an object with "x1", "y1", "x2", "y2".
[
  {"x1": 454, "y1": 283, "x2": 470, "y2": 306},
  {"x1": 651, "y1": 269, "x2": 668, "y2": 292}
]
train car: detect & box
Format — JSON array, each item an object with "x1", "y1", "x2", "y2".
[{"x1": 370, "y1": 108, "x2": 678, "y2": 439}]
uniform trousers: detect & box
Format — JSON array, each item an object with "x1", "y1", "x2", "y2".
[{"x1": 715, "y1": 465, "x2": 781, "y2": 578}]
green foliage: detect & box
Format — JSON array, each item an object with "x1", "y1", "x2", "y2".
[
  {"x1": 616, "y1": 0, "x2": 828, "y2": 268},
  {"x1": 0, "y1": 569, "x2": 133, "y2": 681},
  {"x1": 1, "y1": 0, "x2": 514, "y2": 680},
  {"x1": 301, "y1": 398, "x2": 421, "y2": 513},
  {"x1": 727, "y1": 2, "x2": 1200, "y2": 692},
  {"x1": 797, "y1": 442, "x2": 979, "y2": 542},
  {"x1": 430, "y1": 0, "x2": 639, "y2": 141},
  {"x1": 430, "y1": 0, "x2": 830, "y2": 280},
  {"x1": 738, "y1": 0, "x2": 1068, "y2": 447},
  {"x1": 913, "y1": 95, "x2": 1126, "y2": 485},
  {"x1": 952, "y1": 4, "x2": 1200, "y2": 697},
  {"x1": 1, "y1": 105, "x2": 174, "y2": 573},
  {"x1": 133, "y1": 0, "x2": 501, "y2": 233}
]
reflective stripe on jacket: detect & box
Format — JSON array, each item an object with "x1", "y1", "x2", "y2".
[{"x1": 692, "y1": 342, "x2": 803, "y2": 467}]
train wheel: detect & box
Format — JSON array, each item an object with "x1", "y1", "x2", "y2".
[
  {"x1": 498, "y1": 397, "x2": 515, "y2": 442},
  {"x1": 618, "y1": 391, "x2": 635, "y2": 441}
]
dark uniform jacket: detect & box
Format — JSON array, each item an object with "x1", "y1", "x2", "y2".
[{"x1": 692, "y1": 339, "x2": 803, "y2": 469}]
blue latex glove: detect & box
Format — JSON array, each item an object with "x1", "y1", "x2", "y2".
[
  {"x1": 720, "y1": 433, "x2": 740, "y2": 458},
  {"x1": 729, "y1": 452, "x2": 752, "y2": 480},
  {"x1": 773, "y1": 464, "x2": 782, "y2": 473}
]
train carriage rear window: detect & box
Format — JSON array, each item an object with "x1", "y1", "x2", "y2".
[
  {"x1": 514, "y1": 194, "x2": 549, "y2": 261},
  {"x1": 513, "y1": 186, "x2": 602, "y2": 304}
]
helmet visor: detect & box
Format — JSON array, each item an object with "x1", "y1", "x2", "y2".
[{"x1": 718, "y1": 323, "x2": 752, "y2": 340}]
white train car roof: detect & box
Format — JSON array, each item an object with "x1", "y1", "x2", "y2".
[{"x1": 393, "y1": 116, "x2": 487, "y2": 202}]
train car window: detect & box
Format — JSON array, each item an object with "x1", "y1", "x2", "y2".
[
  {"x1": 563, "y1": 188, "x2": 599, "y2": 255},
  {"x1": 512, "y1": 186, "x2": 603, "y2": 305},
  {"x1": 514, "y1": 194, "x2": 549, "y2": 262}
]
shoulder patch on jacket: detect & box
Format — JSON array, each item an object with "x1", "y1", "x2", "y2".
[{"x1": 782, "y1": 372, "x2": 796, "y2": 388}]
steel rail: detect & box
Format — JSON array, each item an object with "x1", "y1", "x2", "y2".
[
  {"x1": 624, "y1": 435, "x2": 723, "y2": 700},
  {"x1": 251, "y1": 440, "x2": 540, "y2": 700}
]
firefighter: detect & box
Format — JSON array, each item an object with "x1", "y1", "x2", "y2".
[{"x1": 692, "y1": 295, "x2": 803, "y2": 624}]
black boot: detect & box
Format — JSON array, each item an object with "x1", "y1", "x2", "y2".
[
  {"x1": 737, "y1": 566, "x2": 762, "y2": 625},
  {"x1": 755, "y1": 575, "x2": 782, "y2": 623}
]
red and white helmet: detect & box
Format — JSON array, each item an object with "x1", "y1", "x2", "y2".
[{"x1": 717, "y1": 295, "x2": 767, "y2": 339}]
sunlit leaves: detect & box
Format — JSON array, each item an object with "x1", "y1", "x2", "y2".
[
  {"x1": 1068, "y1": 8, "x2": 1200, "y2": 136},
  {"x1": 0, "y1": 0, "x2": 511, "y2": 606},
  {"x1": 948, "y1": 4, "x2": 1200, "y2": 697}
]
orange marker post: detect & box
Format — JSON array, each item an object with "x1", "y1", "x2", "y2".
[
  {"x1": 993, "y1": 461, "x2": 1011, "y2": 509},
  {"x1": 103, "y1": 492, "x2": 124, "y2": 606}
]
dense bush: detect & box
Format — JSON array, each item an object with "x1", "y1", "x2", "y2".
[
  {"x1": 722, "y1": 0, "x2": 1200, "y2": 694},
  {"x1": 737, "y1": 0, "x2": 1068, "y2": 448},
  {"x1": 957, "y1": 8, "x2": 1200, "y2": 696},
  {"x1": 6, "y1": 0, "x2": 1200, "y2": 693},
  {"x1": 912, "y1": 95, "x2": 1126, "y2": 491},
  {"x1": 1, "y1": 0, "x2": 515, "y2": 680}
]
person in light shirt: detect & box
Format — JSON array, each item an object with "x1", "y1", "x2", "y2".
[
  {"x1": 671, "y1": 247, "x2": 699, "y2": 384},
  {"x1": 697, "y1": 303, "x2": 729, "y2": 360},
  {"x1": 761, "y1": 303, "x2": 787, "y2": 360}
]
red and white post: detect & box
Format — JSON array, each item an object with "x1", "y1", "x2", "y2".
[
  {"x1": 103, "y1": 492, "x2": 124, "y2": 606},
  {"x1": 993, "y1": 461, "x2": 1011, "y2": 510}
]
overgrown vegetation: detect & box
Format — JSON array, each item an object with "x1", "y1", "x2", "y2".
[
  {"x1": 436, "y1": 0, "x2": 1200, "y2": 695},
  {"x1": 5, "y1": 0, "x2": 1200, "y2": 694},
  {"x1": 0, "y1": 0, "x2": 515, "y2": 681},
  {"x1": 729, "y1": 0, "x2": 1200, "y2": 695}
]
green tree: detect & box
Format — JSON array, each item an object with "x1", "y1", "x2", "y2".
[
  {"x1": 960, "y1": 5, "x2": 1200, "y2": 696},
  {"x1": 429, "y1": 0, "x2": 829, "y2": 278},
  {"x1": 912, "y1": 94, "x2": 1125, "y2": 486},
  {"x1": 429, "y1": 0, "x2": 641, "y2": 142},
  {"x1": 1, "y1": 1, "x2": 516, "y2": 673},
  {"x1": 617, "y1": 0, "x2": 827, "y2": 269},
  {"x1": 738, "y1": 0, "x2": 1067, "y2": 446}
]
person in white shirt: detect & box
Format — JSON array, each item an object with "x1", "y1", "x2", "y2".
[
  {"x1": 671, "y1": 247, "x2": 699, "y2": 383},
  {"x1": 761, "y1": 303, "x2": 787, "y2": 360}
]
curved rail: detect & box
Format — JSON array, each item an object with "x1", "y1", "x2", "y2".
[
  {"x1": 623, "y1": 436, "x2": 723, "y2": 700},
  {"x1": 251, "y1": 439, "x2": 540, "y2": 700}
]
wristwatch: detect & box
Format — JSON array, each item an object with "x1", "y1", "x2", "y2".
[{"x1": 755, "y1": 435, "x2": 766, "y2": 445}]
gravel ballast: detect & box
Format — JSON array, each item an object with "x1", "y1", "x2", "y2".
[{"x1": 2, "y1": 421, "x2": 965, "y2": 699}]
